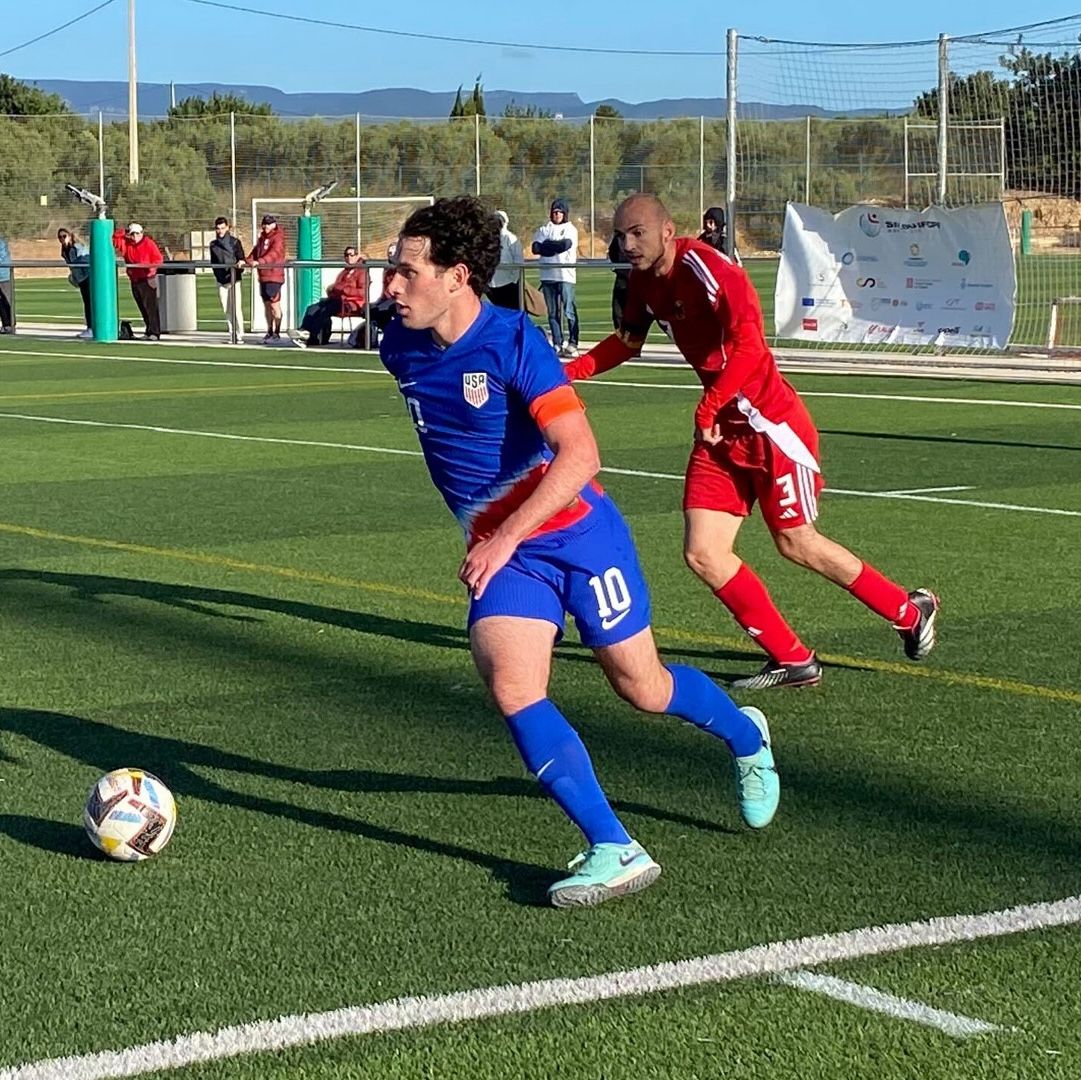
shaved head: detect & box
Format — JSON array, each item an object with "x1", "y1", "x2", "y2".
[
  {"x1": 614, "y1": 193, "x2": 672, "y2": 231},
  {"x1": 611, "y1": 192, "x2": 677, "y2": 275}
]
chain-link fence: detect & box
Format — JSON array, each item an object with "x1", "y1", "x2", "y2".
[{"x1": 4, "y1": 16, "x2": 1081, "y2": 346}]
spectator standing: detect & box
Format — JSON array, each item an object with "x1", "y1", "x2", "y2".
[
  {"x1": 531, "y1": 198, "x2": 579, "y2": 357},
  {"x1": 209, "y1": 216, "x2": 246, "y2": 344},
  {"x1": 300, "y1": 246, "x2": 368, "y2": 347},
  {"x1": 243, "y1": 214, "x2": 286, "y2": 343},
  {"x1": 58, "y1": 228, "x2": 92, "y2": 339},
  {"x1": 699, "y1": 206, "x2": 741, "y2": 264},
  {"x1": 487, "y1": 210, "x2": 523, "y2": 310},
  {"x1": 112, "y1": 222, "x2": 163, "y2": 340},
  {"x1": 0, "y1": 234, "x2": 13, "y2": 333},
  {"x1": 607, "y1": 232, "x2": 632, "y2": 330}
]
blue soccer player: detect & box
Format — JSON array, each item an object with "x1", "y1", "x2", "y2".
[{"x1": 379, "y1": 196, "x2": 780, "y2": 908}]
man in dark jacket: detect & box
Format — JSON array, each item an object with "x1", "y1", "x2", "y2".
[
  {"x1": 699, "y1": 206, "x2": 741, "y2": 263},
  {"x1": 209, "y1": 217, "x2": 246, "y2": 344}
]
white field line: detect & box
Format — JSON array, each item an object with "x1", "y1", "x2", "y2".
[
  {"x1": 3, "y1": 413, "x2": 1080, "y2": 519},
  {"x1": 0, "y1": 348, "x2": 381, "y2": 375},
  {"x1": 574, "y1": 377, "x2": 1081, "y2": 412},
  {"x1": 878, "y1": 486, "x2": 973, "y2": 495},
  {"x1": 2, "y1": 893, "x2": 1074, "y2": 1080},
  {"x1": 4, "y1": 348, "x2": 1081, "y2": 412},
  {"x1": 774, "y1": 971, "x2": 1005, "y2": 1038}
]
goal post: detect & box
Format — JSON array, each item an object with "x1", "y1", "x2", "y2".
[{"x1": 247, "y1": 195, "x2": 433, "y2": 334}]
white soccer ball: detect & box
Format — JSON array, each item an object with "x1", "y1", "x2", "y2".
[{"x1": 83, "y1": 768, "x2": 177, "y2": 861}]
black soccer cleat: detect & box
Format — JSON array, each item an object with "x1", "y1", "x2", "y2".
[
  {"x1": 731, "y1": 654, "x2": 822, "y2": 691},
  {"x1": 896, "y1": 588, "x2": 940, "y2": 661}
]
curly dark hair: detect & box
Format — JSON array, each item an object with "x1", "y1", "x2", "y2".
[{"x1": 399, "y1": 196, "x2": 501, "y2": 296}]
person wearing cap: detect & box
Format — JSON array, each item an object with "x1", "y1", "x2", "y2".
[
  {"x1": 531, "y1": 198, "x2": 579, "y2": 357},
  {"x1": 242, "y1": 215, "x2": 286, "y2": 343},
  {"x1": 112, "y1": 222, "x2": 163, "y2": 340},
  {"x1": 487, "y1": 210, "x2": 523, "y2": 310}
]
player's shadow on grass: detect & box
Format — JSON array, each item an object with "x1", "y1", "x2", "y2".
[
  {"x1": 0, "y1": 699, "x2": 734, "y2": 904},
  {"x1": 0, "y1": 565, "x2": 757, "y2": 670},
  {"x1": 0, "y1": 814, "x2": 106, "y2": 860}
]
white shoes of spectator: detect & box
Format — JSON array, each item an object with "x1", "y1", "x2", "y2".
[
  {"x1": 76, "y1": 328, "x2": 94, "y2": 339},
  {"x1": 558, "y1": 344, "x2": 579, "y2": 358}
]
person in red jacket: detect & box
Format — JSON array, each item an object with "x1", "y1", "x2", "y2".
[
  {"x1": 112, "y1": 222, "x2": 163, "y2": 339},
  {"x1": 299, "y1": 245, "x2": 368, "y2": 346},
  {"x1": 565, "y1": 194, "x2": 939, "y2": 691},
  {"x1": 242, "y1": 214, "x2": 286, "y2": 343}
]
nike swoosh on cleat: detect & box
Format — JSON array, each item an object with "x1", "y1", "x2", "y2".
[{"x1": 619, "y1": 851, "x2": 645, "y2": 866}]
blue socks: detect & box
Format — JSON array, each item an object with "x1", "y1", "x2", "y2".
[
  {"x1": 664, "y1": 664, "x2": 762, "y2": 758},
  {"x1": 506, "y1": 699, "x2": 631, "y2": 847}
]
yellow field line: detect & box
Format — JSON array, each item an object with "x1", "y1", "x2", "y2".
[
  {"x1": 2, "y1": 519, "x2": 1078, "y2": 706},
  {"x1": 0, "y1": 380, "x2": 358, "y2": 403}
]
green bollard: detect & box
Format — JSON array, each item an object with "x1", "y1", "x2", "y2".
[
  {"x1": 1020, "y1": 209, "x2": 1032, "y2": 256},
  {"x1": 89, "y1": 218, "x2": 118, "y2": 343},
  {"x1": 296, "y1": 215, "x2": 322, "y2": 320}
]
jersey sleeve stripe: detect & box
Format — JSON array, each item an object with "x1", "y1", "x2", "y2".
[
  {"x1": 682, "y1": 249, "x2": 720, "y2": 305},
  {"x1": 529, "y1": 383, "x2": 585, "y2": 429}
]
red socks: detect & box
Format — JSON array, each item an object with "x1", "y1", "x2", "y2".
[
  {"x1": 846, "y1": 563, "x2": 917, "y2": 628},
  {"x1": 715, "y1": 563, "x2": 814, "y2": 665}
]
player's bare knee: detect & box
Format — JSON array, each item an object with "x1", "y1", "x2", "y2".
[
  {"x1": 683, "y1": 543, "x2": 735, "y2": 584},
  {"x1": 487, "y1": 677, "x2": 546, "y2": 717}
]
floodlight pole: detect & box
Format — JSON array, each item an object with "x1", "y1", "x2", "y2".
[{"x1": 128, "y1": 0, "x2": 139, "y2": 184}]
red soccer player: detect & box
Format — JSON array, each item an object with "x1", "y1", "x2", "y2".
[{"x1": 565, "y1": 194, "x2": 939, "y2": 689}]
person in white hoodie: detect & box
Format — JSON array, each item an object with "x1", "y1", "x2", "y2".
[
  {"x1": 487, "y1": 210, "x2": 523, "y2": 309},
  {"x1": 532, "y1": 197, "x2": 579, "y2": 357}
]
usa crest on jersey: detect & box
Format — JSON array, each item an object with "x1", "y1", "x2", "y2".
[{"x1": 463, "y1": 371, "x2": 489, "y2": 408}]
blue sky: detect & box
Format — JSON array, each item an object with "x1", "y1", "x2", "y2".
[{"x1": 4, "y1": 1, "x2": 1080, "y2": 104}]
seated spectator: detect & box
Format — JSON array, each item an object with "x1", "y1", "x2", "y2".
[
  {"x1": 300, "y1": 246, "x2": 368, "y2": 347},
  {"x1": 487, "y1": 210, "x2": 523, "y2": 309},
  {"x1": 58, "y1": 228, "x2": 92, "y2": 339},
  {"x1": 112, "y1": 222, "x2": 163, "y2": 340}
]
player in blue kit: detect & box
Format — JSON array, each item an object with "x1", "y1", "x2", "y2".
[{"x1": 380, "y1": 196, "x2": 780, "y2": 908}]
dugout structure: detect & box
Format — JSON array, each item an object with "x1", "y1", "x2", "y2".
[{"x1": 248, "y1": 196, "x2": 433, "y2": 333}]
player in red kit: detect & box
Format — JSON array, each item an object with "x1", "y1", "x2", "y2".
[{"x1": 565, "y1": 194, "x2": 939, "y2": 690}]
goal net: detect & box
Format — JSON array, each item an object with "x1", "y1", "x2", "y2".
[{"x1": 247, "y1": 196, "x2": 433, "y2": 333}]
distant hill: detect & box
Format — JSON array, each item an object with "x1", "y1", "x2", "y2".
[{"x1": 27, "y1": 79, "x2": 897, "y2": 120}]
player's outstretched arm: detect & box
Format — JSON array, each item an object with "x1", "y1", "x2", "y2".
[
  {"x1": 564, "y1": 325, "x2": 646, "y2": 381},
  {"x1": 459, "y1": 406, "x2": 599, "y2": 600}
]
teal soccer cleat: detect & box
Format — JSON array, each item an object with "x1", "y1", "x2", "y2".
[
  {"x1": 547, "y1": 841, "x2": 661, "y2": 909},
  {"x1": 734, "y1": 706, "x2": 780, "y2": 829}
]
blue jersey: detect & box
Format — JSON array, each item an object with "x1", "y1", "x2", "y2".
[{"x1": 379, "y1": 304, "x2": 598, "y2": 544}]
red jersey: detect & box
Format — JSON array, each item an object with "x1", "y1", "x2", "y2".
[
  {"x1": 568, "y1": 237, "x2": 806, "y2": 439},
  {"x1": 246, "y1": 228, "x2": 286, "y2": 284}
]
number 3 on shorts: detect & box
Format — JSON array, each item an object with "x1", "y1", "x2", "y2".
[
  {"x1": 775, "y1": 473, "x2": 798, "y2": 508},
  {"x1": 588, "y1": 566, "x2": 633, "y2": 629}
]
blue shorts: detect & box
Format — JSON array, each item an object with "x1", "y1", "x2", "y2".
[
  {"x1": 467, "y1": 496, "x2": 652, "y2": 648},
  {"x1": 259, "y1": 281, "x2": 282, "y2": 303}
]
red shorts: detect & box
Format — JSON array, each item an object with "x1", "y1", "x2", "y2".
[{"x1": 683, "y1": 411, "x2": 824, "y2": 531}]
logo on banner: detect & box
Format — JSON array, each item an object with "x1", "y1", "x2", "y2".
[
  {"x1": 841, "y1": 251, "x2": 855, "y2": 265},
  {"x1": 859, "y1": 212, "x2": 882, "y2": 237},
  {"x1": 857, "y1": 277, "x2": 877, "y2": 288},
  {"x1": 462, "y1": 372, "x2": 489, "y2": 408},
  {"x1": 802, "y1": 318, "x2": 818, "y2": 331}
]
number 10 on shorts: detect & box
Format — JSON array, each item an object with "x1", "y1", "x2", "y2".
[{"x1": 589, "y1": 567, "x2": 632, "y2": 630}]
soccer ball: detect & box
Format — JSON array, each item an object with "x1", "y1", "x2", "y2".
[{"x1": 83, "y1": 768, "x2": 177, "y2": 861}]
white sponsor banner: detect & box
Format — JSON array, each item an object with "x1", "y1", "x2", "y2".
[{"x1": 775, "y1": 202, "x2": 1016, "y2": 348}]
